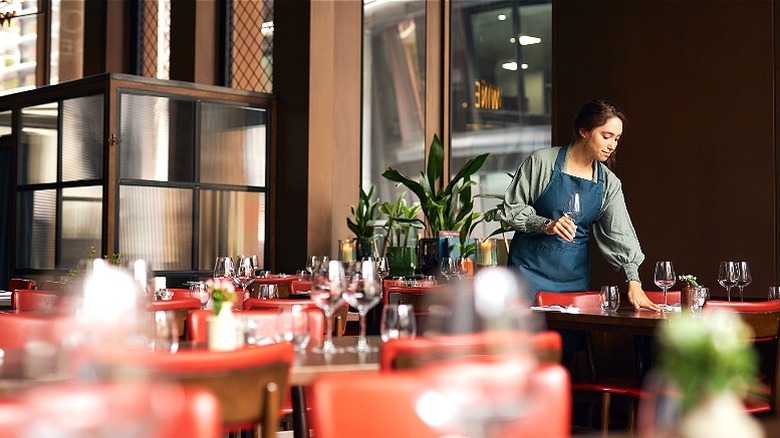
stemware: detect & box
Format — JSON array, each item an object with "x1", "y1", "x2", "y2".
[
  {"x1": 768, "y1": 286, "x2": 780, "y2": 300},
  {"x1": 380, "y1": 303, "x2": 417, "y2": 342},
  {"x1": 717, "y1": 261, "x2": 739, "y2": 301},
  {"x1": 214, "y1": 256, "x2": 235, "y2": 280},
  {"x1": 440, "y1": 256, "x2": 456, "y2": 282},
  {"x1": 736, "y1": 261, "x2": 751, "y2": 302},
  {"x1": 343, "y1": 260, "x2": 383, "y2": 352},
  {"x1": 311, "y1": 260, "x2": 347, "y2": 354},
  {"x1": 564, "y1": 192, "x2": 582, "y2": 222},
  {"x1": 653, "y1": 261, "x2": 676, "y2": 312},
  {"x1": 276, "y1": 305, "x2": 311, "y2": 352},
  {"x1": 234, "y1": 256, "x2": 255, "y2": 305},
  {"x1": 375, "y1": 256, "x2": 390, "y2": 284},
  {"x1": 305, "y1": 255, "x2": 319, "y2": 278}
]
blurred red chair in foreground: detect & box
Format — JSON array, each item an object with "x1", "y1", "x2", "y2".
[
  {"x1": 536, "y1": 291, "x2": 646, "y2": 432},
  {"x1": 704, "y1": 299, "x2": 780, "y2": 414},
  {"x1": 0, "y1": 312, "x2": 74, "y2": 349},
  {"x1": 307, "y1": 359, "x2": 571, "y2": 438},
  {"x1": 381, "y1": 329, "x2": 563, "y2": 370},
  {"x1": 116, "y1": 343, "x2": 294, "y2": 438},
  {"x1": 0, "y1": 382, "x2": 221, "y2": 438},
  {"x1": 7, "y1": 278, "x2": 35, "y2": 291}
]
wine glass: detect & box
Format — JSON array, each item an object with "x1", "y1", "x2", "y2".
[
  {"x1": 234, "y1": 256, "x2": 255, "y2": 305},
  {"x1": 736, "y1": 261, "x2": 751, "y2": 302},
  {"x1": 375, "y1": 256, "x2": 390, "y2": 283},
  {"x1": 311, "y1": 260, "x2": 346, "y2": 354},
  {"x1": 380, "y1": 304, "x2": 417, "y2": 342},
  {"x1": 305, "y1": 255, "x2": 319, "y2": 278},
  {"x1": 189, "y1": 281, "x2": 209, "y2": 310},
  {"x1": 440, "y1": 256, "x2": 456, "y2": 282},
  {"x1": 564, "y1": 192, "x2": 582, "y2": 222},
  {"x1": 343, "y1": 260, "x2": 382, "y2": 352},
  {"x1": 718, "y1": 261, "x2": 739, "y2": 301},
  {"x1": 214, "y1": 256, "x2": 234, "y2": 280},
  {"x1": 653, "y1": 261, "x2": 676, "y2": 312}
]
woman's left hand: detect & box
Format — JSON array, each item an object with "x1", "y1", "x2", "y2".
[{"x1": 627, "y1": 281, "x2": 660, "y2": 312}]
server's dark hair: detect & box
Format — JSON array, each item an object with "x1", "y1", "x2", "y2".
[{"x1": 572, "y1": 100, "x2": 626, "y2": 169}]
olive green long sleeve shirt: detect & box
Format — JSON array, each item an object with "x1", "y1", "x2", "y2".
[{"x1": 500, "y1": 146, "x2": 645, "y2": 283}]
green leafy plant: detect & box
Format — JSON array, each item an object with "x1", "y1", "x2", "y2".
[
  {"x1": 657, "y1": 312, "x2": 757, "y2": 410},
  {"x1": 382, "y1": 134, "x2": 489, "y2": 238},
  {"x1": 66, "y1": 245, "x2": 121, "y2": 280},
  {"x1": 678, "y1": 274, "x2": 699, "y2": 288},
  {"x1": 347, "y1": 185, "x2": 381, "y2": 239},
  {"x1": 455, "y1": 211, "x2": 482, "y2": 258},
  {"x1": 378, "y1": 192, "x2": 424, "y2": 254}
]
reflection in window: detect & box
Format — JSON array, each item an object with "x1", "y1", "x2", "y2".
[
  {"x1": 63, "y1": 94, "x2": 103, "y2": 182},
  {"x1": 200, "y1": 103, "x2": 267, "y2": 187},
  {"x1": 119, "y1": 185, "x2": 193, "y2": 271},
  {"x1": 119, "y1": 94, "x2": 195, "y2": 182},
  {"x1": 18, "y1": 103, "x2": 59, "y2": 185},
  {"x1": 17, "y1": 189, "x2": 56, "y2": 270},
  {"x1": 362, "y1": 0, "x2": 426, "y2": 201},
  {"x1": 61, "y1": 186, "x2": 102, "y2": 268},
  {"x1": 451, "y1": 0, "x2": 551, "y2": 238},
  {"x1": 199, "y1": 190, "x2": 266, "y2": 270}
]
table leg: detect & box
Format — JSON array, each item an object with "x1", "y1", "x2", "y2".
[{"x1": 291, "y1": 386, "x2": 308, "y2": 438}]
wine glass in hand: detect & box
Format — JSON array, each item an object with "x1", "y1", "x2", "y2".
[
  {"x1": 653, "y1": 261, "x2": 676, "y2": 312},
  {"x1": 736, "y1": 261, "x2": 751, "y2": 302},
  {"x1": 564, "y1": 192, "x2": 582, "y2": 222},
  {"x1": 718, "y1": 261, "x2": 739, "y2": 301}
]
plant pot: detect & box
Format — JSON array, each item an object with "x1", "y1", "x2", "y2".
[
  {"x1": 207, "y1": 302, "x2": 243, "y2": 351},
  {"x1": 416, "y1": 238, "x2": 440, "y2": 277},
  {"x1": 386, "y1": 246, "x2": 416, "y2": 276},
  {"x1": 356, "y1": 236, "x2": 378, "y2": 260}
]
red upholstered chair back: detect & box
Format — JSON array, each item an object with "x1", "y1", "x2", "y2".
[
  {"x1": 167, "y1": 288, "x2": 201, "y2": 301},
  {"x1": 7, "y1": 278, "x2": 36, "y2": 291},
  {"x1": 11, "y1": 289, "x2": 74, "y2": 313},
  {"x1": 289, "y1": 280, "x2": 312, "y2": 294},
  {"x1": 0, "y1": 312, "x2": 74, "y2": 349},
  {"x1": 0, "y1": 382, "x2": 221, "y2": 438},
  {"x1": 243, "y1": 297, "x2": 347, "y2": 336},
  {"x1": 148, "y1": 297, "x2": 201, "y2": 312},
  {"x1": 381, "y1": 329, "x2": 562, "y2": 370},
  {"x1": 704, "y1": 299, "x2": 780, "y2": 414},
  {"x1": 645, "y1": 290, "x2": 681, "y2": 305},
  {"x1": 535, "y1": 291, "x2": 602, "y2": 309},
  {"x1": 307, "y1": 360, "x2": 571, "y2": 438},
  {"x1": 126, "y1": 343, "x2": 294, "y2": 437},
  {"x1": 186, "y1": 308, "x2": 325, "y2": 343}
]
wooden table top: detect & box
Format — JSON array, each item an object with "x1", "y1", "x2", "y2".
[
  {"x1": 290, "y1": 336, "x2": 381, "y2": 386},
  {"x1": 536, "y1": 306, "x2": 676, "y2": 337}
]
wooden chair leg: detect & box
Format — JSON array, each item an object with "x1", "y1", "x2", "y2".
[
  {"x1": 601, "y1": 392, "x2": 611, "y2": 434},
  {"x1": 627, "y1": 398, "x2": 636, "y2": 431}
]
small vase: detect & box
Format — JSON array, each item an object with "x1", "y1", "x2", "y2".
[
  {"x1": 681, "y1": 283, "x2": 693, "y2": 312},
  {"x1": 207, "y1": 302, "x2": 243, "y2": 351},
  {"x1": 679, "y1": 392, "x2": 763, "y2": 438},
  {"x1": 386, "y1": 246, "x2": 416, "y2": 276}
]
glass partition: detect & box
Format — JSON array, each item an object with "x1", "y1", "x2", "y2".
[
  {"x1": 16, "y1": 189, "x2": 56, "y2": 270},
  {"x1": 62, "y1": 95, "x2": 103, "y2": 182},
  {"x1": 198, "y1": 190, "x2": 266, "y2": 270},
  {"x1": 61, "y1": 185, "x2": 102, "y2": 268},
  {"x1": 19, "y1": 103, "x2": 58, "y2": 185},
  {"x1": 200, "y1": 103, "x2": 267, "y2": 186}
]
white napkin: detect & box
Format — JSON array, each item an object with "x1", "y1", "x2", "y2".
[{"x1": 530, "y1": 305, "x2": 580, "y2": 314}]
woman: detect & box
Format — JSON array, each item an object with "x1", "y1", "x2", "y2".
[{"x1": 502, "y1": 99, "x2": 658, "y2": 311}]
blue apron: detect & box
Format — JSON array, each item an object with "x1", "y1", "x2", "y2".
[{"x1": 510, "y1": 146, "x2": 604, "y2": 303}]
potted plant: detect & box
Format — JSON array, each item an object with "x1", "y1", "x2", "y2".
[
  {"x1": 206, "y1": 278, "x2": 241, "y2": 351},
  {"x1": 382, "y1": 134, "x2": 488, "y2": 276},
  {"x1": 378, "y1": 192, "x2": 424, "y2": 276},
  {"x1": 346, "y1": 185, "x2": 381, "y2": 259}
]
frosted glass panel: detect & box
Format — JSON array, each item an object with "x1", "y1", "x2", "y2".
[
  {"x1": 61, "y1": 186, "x2": 103, "y2": 269},
  {"x1": 200, "y1": 103, "x2": 267, "y2": 186},
  {"x1": 119, "y1": 94, "x2": 195, "y2": 182},
  {"x1": 17, "y1": 189, "x2": 56, "y2": 269},
  {"x1": 199, "y1": 190, "x2": 266, "y2": 270},
  {"x1": 63, "y1": 95, "x2": 104, "y2": 181},
  {"x1": 119, "y1": 185, "x2": 193, "y2": 271},
  {"x1": 0, "y1": 110, "x2": 10, "y2": 135},
  {"x1": 18, "y1": 103, "x2": 59, "y2": 185}
]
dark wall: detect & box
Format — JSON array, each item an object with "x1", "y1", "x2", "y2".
[{"x1": 554, "y1": 0, "x2": 776, "y2": 299}]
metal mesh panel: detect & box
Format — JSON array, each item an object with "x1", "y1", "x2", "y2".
[
  {"x1": 140, "y1": 0, "x2": 170, "y2": 79},
  {"x1": 230, "y1": 0, "x2": 273, "y2": 93}
]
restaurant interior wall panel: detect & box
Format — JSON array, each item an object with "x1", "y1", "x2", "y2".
[
  {"x1": 555, "y1": 0, "x2": 776, "y2": 298},
  {"x1": 272, "y1": 0, "x2": 311, "y2": 274}
]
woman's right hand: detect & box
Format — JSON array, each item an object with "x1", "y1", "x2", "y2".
[{"x1": 546, "y1": 216, "x2": 577, "y2": 242}]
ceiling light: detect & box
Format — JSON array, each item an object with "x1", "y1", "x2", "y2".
[
  {"x1": 518, "y1": 35, "x2": 542, "y2": 45},
  {"x1": 502, "y1": 62, "x2": 518, "y2": 71},
  {"x1": 521, "y1": 63, "x2": 529, "y2": 70},
  {"x1": 509, "y1": 37, "x2": 516, "y2": 44},
  {"x1": 498, "y1": 14, "x2": 507, "y2": 21}
]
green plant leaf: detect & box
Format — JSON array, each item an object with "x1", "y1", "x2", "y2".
[{"x1": 426, "y1": 134, "x2": 444, "y2": 190}]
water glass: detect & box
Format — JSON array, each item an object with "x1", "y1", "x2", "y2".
[
  {"x1": 380, "y1": 304, "x2": 417, "y2": 342},
  {"x1": 769, "y1": 286, "x2": 780, "y2": 300},
  {"x1": 689, "y1": 286, "x2": 709, "y2": 313},
  {"x1": 600, "y1": 285, "x2": 620, "y2": 312},
  {"x1": 258, "y1": 284, "x2": 279, "y2": 299},
  {"x1": 146, "y1": 310, "x2": 179, "y2": 353},
  {"x1": 276, "y1": 305, "x2": 310, "y2": 351}
]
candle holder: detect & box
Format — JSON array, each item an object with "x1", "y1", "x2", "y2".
[
  {"x1": 338, "y1": 239, "x2": 356, "y2": 263},
  {"x1": 475, "y1": 238, "x2": 498, "y2": 269}
]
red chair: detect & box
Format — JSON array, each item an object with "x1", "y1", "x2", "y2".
[
  {"x1": 116, "y1": 343, "x2": 294, "y2": 438},
  {"x1": 704, "y1": 299, "x2": 780, "y2": 414},
  {"x1": 536, "y1": 291, "x2": 645, "y2": 432},
  {"x1": 186, "y1": 308, "x2": 325, "y2": 343},
  {"x1": 7, "y1": 278, "x2": 36, "y2": 291},
  {"x1": 384, "y1": 284, "x2": 450, "y2": 335},
  {"x1": 0, "y1": 312, "x2": 75, "y2": 349},
  {"x1": 11, "y1": 289, "x2": 75, "y2": 313},
  {"x1": 0, "y1": 382, "x2": 221, "y2": 438},
  {"x1": 289, "y1": 280, "x2": 312, "y2": 295},
  {"x1": 645, "y1": 290, "x2": 681, "y2": 306},
  {"x1": 381, "y1": 329, "x2": 563, "y2": 370},
  {"x1": 249, "y1": 275, "x2": 297, "y2": 298},
  {"x1": 307, "y1": 358, "x2": 571, "y2": 438},
  {"x1": 243, "y1": 298, "x2": 347, "y2": 337}
]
